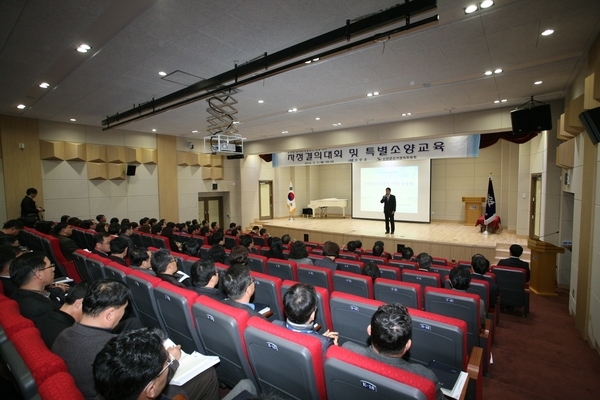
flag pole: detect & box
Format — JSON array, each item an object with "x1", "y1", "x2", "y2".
[{"x1": 483, "y1": 171, "x2": 493, "y2": 235}]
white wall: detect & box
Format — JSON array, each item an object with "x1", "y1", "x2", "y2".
[{"x1": 38, "y1": 121, "x2": 159, "y2": 222}]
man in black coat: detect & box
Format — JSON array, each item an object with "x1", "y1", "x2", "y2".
[
  {"x1": 497, "y1": 244, "x2": 530, "y2": 282},
  {"x1": 381, "y1": 187, "x2": 397, "y2": 234}
]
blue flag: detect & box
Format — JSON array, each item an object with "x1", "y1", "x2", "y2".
[{"x1": 484, "y1": 176, "x2": 496, "y2": 225}]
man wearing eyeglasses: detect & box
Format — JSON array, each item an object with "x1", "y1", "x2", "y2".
[
  {"x1": 10, "y1": 251, "x2": 65, "y2": 326},
  {"x1": 222, "y1": 264, "x2": 267, "y2": 320},
  {"x1": 53, "y1": 279, "x2": 219, "y2": 400},
  {"x1": 151, "y1": 249, "x2": 191, "y2": 288}
]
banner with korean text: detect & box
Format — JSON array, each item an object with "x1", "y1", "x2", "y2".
[{"x1": 272, "y1": 134, "x2": 480, "y2": 167}]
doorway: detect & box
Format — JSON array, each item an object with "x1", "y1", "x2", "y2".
[
  {"x1": 529, "y1": 174, "x2": 542, "y2": 238},
  {"x1": 259, "y1": 181, "x2": 273, "y2": 220},
  {"x1": 198, "y1": 196, "x2": 224, "y2": 228}
]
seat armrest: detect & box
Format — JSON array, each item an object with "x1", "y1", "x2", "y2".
[{"x1": 466, "y1": 346, "x2": 483, "y2": 400}]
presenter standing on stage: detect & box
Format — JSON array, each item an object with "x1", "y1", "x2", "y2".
[{"x1": 381, "y1": 187, "x2": 396, "y2": 234}]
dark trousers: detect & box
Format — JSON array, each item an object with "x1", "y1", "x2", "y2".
[{"x1": 384, "y1": 212, "x2": 395, "y2": 233}]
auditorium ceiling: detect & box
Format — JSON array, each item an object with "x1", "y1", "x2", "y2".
[{"x1": 1, "y1": 0, "x2": 599, "y2": 141}]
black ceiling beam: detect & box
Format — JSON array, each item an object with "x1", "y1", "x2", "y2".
[{"x1": 102, "y1": 0, "x2": 437, "y2": 129}]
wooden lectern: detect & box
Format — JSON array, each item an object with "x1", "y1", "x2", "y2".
[
  {"x1": 527, "y1": 238, "x2": 565, "y2": 296},
  {"x1": 462, "y1": 197, "x2": 485, "y2": 226}
]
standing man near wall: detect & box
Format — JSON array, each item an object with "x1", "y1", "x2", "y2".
[
  {"x1": 20, "y1": 188, "x2": 44, "y2": 219},
  {"x1": 381, "y1": 187, "x2": 396, "y2": 234}
]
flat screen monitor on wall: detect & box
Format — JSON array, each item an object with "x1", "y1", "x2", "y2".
[
  {"x1": 351, "y1": 159, "x2": 431, "y2": 223},
  {"x1": 579, "y1": 106, "x2": 600, "y2": 145}
]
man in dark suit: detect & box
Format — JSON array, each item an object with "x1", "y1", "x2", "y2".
[
  {"x1": 380, "y1": 187, "x2": 396, "y2": 234},
  {"x1": 151, "y1": 248, "x2": 191, "y2": 288},
  {"x1": 92, "y1": 232, "x2": 112, "y2": 258},
  {"x1": 497, "y1": 244, "x2": 530, "y2": 282},
  {"x1": 221, "y1": 264, "x2": 267, "y2": 319},
  {"x1": 54, "y1": 222, "x2": 80, "y2": 261}
]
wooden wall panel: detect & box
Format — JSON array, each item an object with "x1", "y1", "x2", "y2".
[
  {"x1": 157, "y1": 134, "x2": 178, "y2": 222},
  {"x1": 0, "y1": 116, "x2": 43, "y2": 219}
]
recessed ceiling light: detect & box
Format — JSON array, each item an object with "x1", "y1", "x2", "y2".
[
  {"x1": 534, "y1": 80, "x2": 542, "y2": 85},
  {"x1": 494, "y1": 68, "x2": 503, "y2": 74},
  {"x1": 258, "y1": 100, "x2": 264, "y2": 103},
  {"x1": 494, "y1": 100, "x2": 500, "y2": 104},
  {"x1": 484, "y1": 70, "x2": 493, "y2": 76},
  {"x1": 407, "y1": 113, "x2": 412, "y2": 116},
  {"x1": 315, "y1": 117, "x2": 320, "y2": 120},
  {"x1": 192, "y1": 130, "x2": 198, "y2": 133},
  {"x1": 17, "y1": 104, "x2": 26, "y2": 109},
  {"x1": 367, "y1": 93, "x2": 373, "y2": 97},
  {"x1": 312, "y1": 58, "x2": 320, "y2": 62},
  {"x1": 288, "y1": 108, "x2": 298, "y2": 113},
  {"x1": 480, "y1": 0, "x2": 494, "y2": 9},
  {"x1": 158, "y1": 71, "x2": 167, "y2": 76},
  {"x1": 501, "y1": 99, "x2": 507, "y2": 102},
  {"x1": 541, "y1": 29, "x2": 554, "y2": 36},
  {"x1": 76, "y1": 44, "x2": 91, "y2": 53},
  {"x1": 152, "y1": 129, "x2": 156, "y2": 132},
  {"x1": 402, "y1": 113, "x2": 412, "y2": 116},
  {"x1": 39, "y1": 82, "x2": 50, "y2": 89},
  {"x1": 282, "y1": 130, "x2": 288, "y2": 134},
  {"x1": 70, "y1": 118, "x2": 76, "y2": 122},
  {"x1": 305, "y1": 60, "x2": 312, "y2": 64},
  {"x1": 373, "y1": 91, "x2": 379, "y2": 96},
  {"x1": 465, "y1": 5, "x2": 478, "y2": 14},
  {"x1": 233, "y1": 121, "x2": 240, "y2": 125}
]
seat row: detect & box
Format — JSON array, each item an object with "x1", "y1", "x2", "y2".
[
  {"x1": 0, "y1": 282, "x2": 84, "y2": 400},
  {"x1": 74, "y1": 252, "x2": 484, "y2": 399}
]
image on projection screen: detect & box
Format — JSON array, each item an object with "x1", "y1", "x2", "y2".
[{"x1": 352, "y1": 159, "x2": 431, "y2": 223}]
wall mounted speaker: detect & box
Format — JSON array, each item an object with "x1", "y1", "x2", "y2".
[
  {"x1": 579, "y1": 106, "x2": 600, "y2": 145},
  {"x1": 126, "y1": 165, "x2": 137, "y2": 176},
  {"x1": 510, "y1": 104, "x2": 552, "y2": 135}
]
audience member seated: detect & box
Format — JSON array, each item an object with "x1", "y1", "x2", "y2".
[
  {"x1": 96, "y1": 214, "x2": 107, "y2": 223},
  {"x1": 250, "y1": 225, "x2": 260, "y2": 236},
  {"x1": 240, "y1": 234, "x2": 257, "y2": 253},
  {"x1": 0, "y1": 219, "x2": 23, "y2": 237},
  {"x1": 208, "y1": 244, "x2": 226, "y2": 264},
  {"x1": 288, "y1": 241, "x2": 313, "y2": 265},
  {"x1": 151, "y1": 223, "x2": 163, "y2": 236},
  {"x1": 200, "y1": 226, "x2": 210, "y2": 236},
  {"x1": 210, "y1": 222, "x2": 219, "y2": 233},
  {"x1": 92, "y1": 232, "x2": 112, "y2": 257},
  {"x1": 35, "y1": 220, "x2": 55, "y2": 234},
  {"x1": 222, "y1": 264, "x2": 267, "y2": 320},
  {"x1": 162, "y1": 226, "x2": 181, "y2": 251},
  {"x1": 38, "y1": 281, "x2": 88, "y2": 348},
  {"x1": 53, "y1": 279, "x2": 214, "y2": 400},
  {"x1": 497, "y1": 244, "x2": 530, "y2": 282},
  {"x1": 108, "y1": 223, "x2": 121, "y2": 235},
  {"x1": 210, "y1": 230, "x2": 224, "y2": 246},
  {"x1": 314, "y1": 241, "x2": 340, "y2": 272},
  {"x1": 108, "y1": 237, "x2": 129, "y2": 266},
  {"x1": 362, "y1": 262, "x2": 381, "y2": 282},
  {"x1": 0, "y1": 245, "x2": 21, "y2": 296},
  {"x1": 182, "y1": 239, "x2": 200, "y2": 257},
  {"x1": 471, "y1": 254, "x2": 498, "y2": 307},
  {"x1": 346, "y1": 240, "x2": 358, "y2": 253},
  {"x1": 93, "y1": 328, "x2": 255, "y2": 400},
  {"x1": 190, "y1": 259, "x2": 224, "y2": 300},
  {"x1": 281, "y1": 234, "x2": 293, "y2": 245},
  {"x1": 373, "y1": 243, "x2": 384, "y2": 258},
  {"x1": 0, "y1": 234, "x2": 20, "y2": 247},
  {"x1": 416, "y1": 252, "x2": 433, "y2": 271},
  {"x1": 259, "y1": 228, "x2": 269, "y2": 237},
  {"x1": 152, "y1": 249, "x2": 191, "y2": 288},
  {"x1": 342, "y1": 303, "x2": 444, "y2": 400},
  {"x1": 53, "y1": 222, "x2": 80, "y2": 262},
  {"x1": 187, "y1": 224, "x2": 200, "y2": 236},
  {"x1": 229, "y1": 245, "x2": 249, "y2": 268},
  {"x1": 264, "y1": 237, "x2": 286, "y2": 260},
  {"x1": 129, "y1": 247, "x2": 156, "y2": 276},
  {"x1": 449, "y1": 266, "x2": 486, "y2": 319},
  {"x1": 95, "y1": 222, "x2": 109, "y2": 233},
  {"x1": 274, "y1": 283, "x2": 338, "y2": 358},
  {"x1": 355, "y1": 240, "x2": 363, "y2": 251},
  {"x1": 119, "y1": 223, "x2": 135, "y2": 253},
  {"x1": 401, "y1": 246, "x2": 414, "y2": 260},
  {"x1": 10, "y1": 251, "x2": 65, "y2": 325}
]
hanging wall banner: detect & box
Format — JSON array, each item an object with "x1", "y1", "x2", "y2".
[{"x1": 272, "y1": 134, "x2": 480, "y2": 167}]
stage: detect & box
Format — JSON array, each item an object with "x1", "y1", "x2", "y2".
[{"x1": 261, "y1": 217, "x2": 528, "y2": 264}]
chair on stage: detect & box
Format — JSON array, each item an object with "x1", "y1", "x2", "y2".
[
  {"x1": 244, "y1": 316, "x2": 326, "y2": 400},
  {"x1": 330, "y1": 292, "x2": 384, "y2": 346},
  {"x1": 332, "y1": 270, "x2": 373, "y2": 299},
  {"x1": 297, "y1": 264, "x2": 334, "y2": 292},
  {"x1": 373, "y1": 278, "x2": 422, "y2": 310},
  {"x1": 490, "y1": 265, "x2": 529, "y2": 317},
  {"x1": 324, "y1": 346, "x2": 437, "y2": 400},
  {"x1": 192, "y1": 295, "x2": 257, "y2": 388}
]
